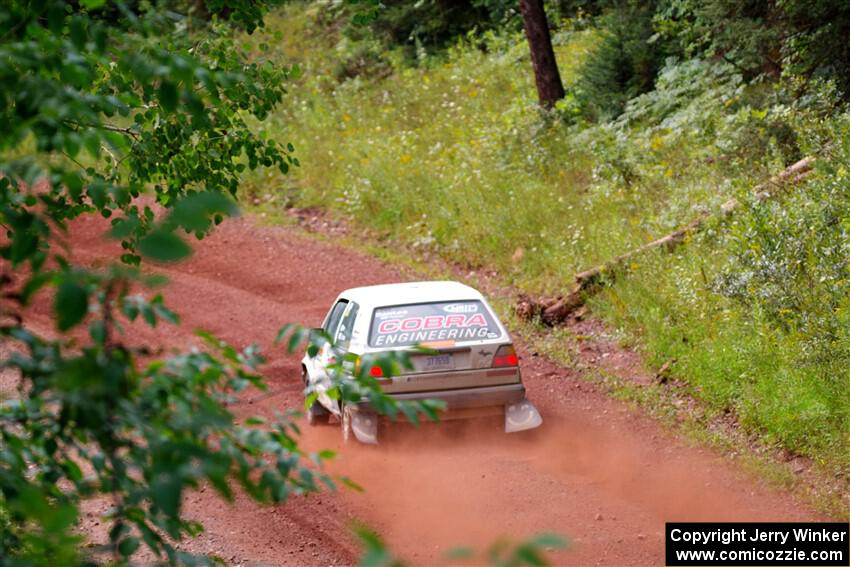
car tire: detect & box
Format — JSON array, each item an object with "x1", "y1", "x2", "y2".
[
  {"x1": 306, "y1": 400, "x2": 330, "y2": 426},
  {"x1": 302, "y1": 367, "x2": 330, "y2": 426}
]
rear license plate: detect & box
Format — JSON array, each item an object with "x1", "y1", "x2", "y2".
[{"x1": 424, "y1": 354, "x2": 454, "y2": 371}]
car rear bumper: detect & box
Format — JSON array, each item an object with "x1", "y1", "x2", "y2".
[
  {"x1": 379, "y1": 367, "x2": 522, "y2": 394},
  {"x1": 347, "y1": 383, "x2": 542, "y2": 444},
  {"x1": 380, "y1": 382, "x2": 527, "y2": 410}
]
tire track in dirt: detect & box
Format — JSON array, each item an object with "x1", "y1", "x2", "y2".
[{"x1": 52, "y1": 214, "x2": 830, "y2": 566}]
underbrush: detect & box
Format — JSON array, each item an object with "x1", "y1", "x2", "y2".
[
  {"x1": 592, "y1": 120, "x2": 850, "y2": 474},
  {"x1": 246, "y1": 5, "x2": 849, "y2": 478}
]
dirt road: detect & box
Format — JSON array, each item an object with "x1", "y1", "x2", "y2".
[{"x1": 49, "y1": 214, "x2": 827, "y2": 566}]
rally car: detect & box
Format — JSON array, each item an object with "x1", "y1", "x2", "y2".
[{"x1": 301, "y1": 281, "x2": 542, "y2": 443}]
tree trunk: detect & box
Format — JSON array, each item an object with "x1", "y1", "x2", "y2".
[{"x1": 519, "y1": 0, "x2": 565, "y2": 108}]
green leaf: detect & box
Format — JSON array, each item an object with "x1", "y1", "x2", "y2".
[
  {"x1": 514, "y1": 545, "x2": 546, "y2": 566},
  {"x1": 304, "y1": 391, "x2": 319, "y2": 410},
  {"x1": 69, "y1": 17, "x2": 87, "y2": 49},
  {"x1": 152, "y1": 297, "x2": 179, "y2": 324},
  {"x1": 140, "y1": 302, "x2": 156, "y2": 327},
  {"x1": 21, "y1": 272, "x2": 54, "y2": 305},
  {"x1": 64, "y1": 132, "x2": 80, "y2": 159},
  {"x1": 139, "y1": 523, "x2": 164, "y2": 557},
  {"x1": 123, "y1": 297, "x2": 140, "y2": 321},
  {"x1": 418, "y1": 399, "x2": 445, "y2": 422},
  {"x1": 138, "y1": 230, "x2": 192, "y2": 262},
  {"x1": 339, "y1": 476, "x2": 364, "y2": 492},
  {"x1": 398, "y1": 403, "x2": 420, "y2": 427},
  {"x1": 80, "y1": 0, "x2": 106, "y2": 8},
  {"x1": 205, "y1": 462, "x2": 234, "y2": 502},
  {"x1": 89, "y1": 319, "x2": 106, "y2": 343},
  {"x1": 118, "y1": 536, "x2": 140, "y2": 557},
  {"x1": 529, "y1": 534, "x2": 567, "y2": 549},
  {"x1": 60, "y1": 459, "x2": 84, "y2": 483},
  {"x1": 152, "y1": 475, "x2": 182, "y2": 518},
  {"x1": 110, "y1": 215, "x2": 141, "y2": 239},
  {"x1": 287, "y1": 327, "x2": 307, "y2": 353},
  {"x1": 158, "y1": 81, "x2": 179, "y2": 112},
  {"x1": 275, "y1": 323, "x2": 294, "y2": 344},
  {"x1": 63, "y1": 171, "x2": 84, "y2": 201},
  {"x1": 55, "y1": 280, "x2": 89, "y2": 331},
  {"x1": 44, "y1": 502, "x2": 78, "y2": 533},
  {"x1": 83, "y1": 130, "x2": 101, "y2": 159},
  {"x1": 168, "y1": 191, "x2": 238, "y2": 234}
]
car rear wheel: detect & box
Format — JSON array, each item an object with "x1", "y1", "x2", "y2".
[
  {"x1": 302, "y1": 367, "x2": 330, "y2": 426},
  {"x1": 306, "y1": 400, "x2": 330, "y2": 425}
]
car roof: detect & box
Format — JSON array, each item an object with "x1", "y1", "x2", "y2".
[{"x1": 340, "y1": 281, "x2": 484, "y2": 307}]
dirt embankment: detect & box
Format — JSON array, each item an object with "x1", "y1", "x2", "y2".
[{"x1": 18, "y1": 214, "x2": 832, "y2": 566}]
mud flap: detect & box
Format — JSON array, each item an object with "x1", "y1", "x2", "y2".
[
  {"x1": 505, "y1": 399, "x2": 542, "y2": 433},
  {"x1": 350, "y1": 410, "x2": 379, "y2": 444}
]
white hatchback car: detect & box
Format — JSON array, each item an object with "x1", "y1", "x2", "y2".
[{"x1": 301, "y1": 281, "x2": 542, "y2": 443}]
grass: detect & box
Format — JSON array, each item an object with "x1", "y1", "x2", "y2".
[{"x1": 243, "y1": 3, "x2": 850, "y2": 495}]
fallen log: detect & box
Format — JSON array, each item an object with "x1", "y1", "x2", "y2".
[
  {"x1": 720, "y1": 155, "x2": 815, "y2": 213},
  {"x1": 519, "y1": 155, "x2": 816, "y2": 326}
]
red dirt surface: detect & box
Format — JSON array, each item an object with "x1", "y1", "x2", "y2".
[{"x1": 22, "y1": 214, "x2": 830, "y2": 566}]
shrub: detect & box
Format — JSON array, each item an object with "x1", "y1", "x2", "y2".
[
  {"x1": 716, "y1": 122, "x2": 850, "y2": 375},
  {"x1": 569, "y1": 0, "x2": 676, "y2": 121},
  {"x1": 655, "y1": 0, "x2": 850, "y2": 100}
]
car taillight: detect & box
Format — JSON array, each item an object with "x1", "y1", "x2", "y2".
[
  {"x1": 369, "y1": 365, "x2": 384, "y2": 377},
  {"x1": 492, "y1": 345, "x2": 519, "y2": 367}
]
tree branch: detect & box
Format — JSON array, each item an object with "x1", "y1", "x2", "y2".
[{"x1": 62, "y1": 120, "x2": 140, "y2": 141}]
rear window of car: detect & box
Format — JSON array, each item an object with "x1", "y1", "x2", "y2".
[{"x1": 369, "y1": 300, "x2": 502, "y2": 347}]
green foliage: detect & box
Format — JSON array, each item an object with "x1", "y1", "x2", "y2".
[
  {"x1": 0, "y1": 0, "x2": 298, "y2": 267},
  {"x1": 0, "y1": 0, "x2": 315, "y2": 563},
  {"x1": 332, "y1": 38, "x2": 394, "y2": 82},
  {"x1": 569, "y1": 0, "x2": 850, "y2": 120},
  {"x1": 589, "y1": 118, "x2": 850, "y2": 469},
  {"x1": 716, "y1": 162, "x2": 850, "y2": 351},
  {"x1": 352, "y1": 0, "x2": 494, "y2": 55},
  {"x1": 351, "y1": 524, "x2": 568, "y2": 567},
  {"x1": 655, "y1": 0, "x2": 850, "y2": 98},
  {"x1": 708, "y1": 128, "x2": 850, "y2": 445},
  {"x1": 335, "y1": 0, "x2": 599, "y2": 64},
  {"x1": 568, "y1": 0, "x2": 675, "y2": 121},
  {"x1": 353, "y1": 524, "x2": 406, "y2": 567},
  {"x1": 654, "y1": 0, "x2": 782, "y2": 80},
  {"x1": 1, "y1": 302, "x2": 334, "y2": 564}
]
